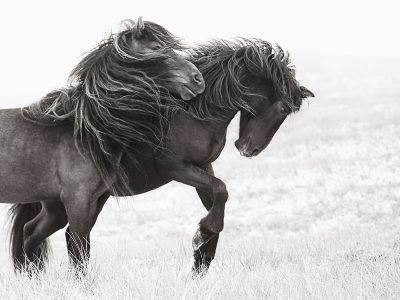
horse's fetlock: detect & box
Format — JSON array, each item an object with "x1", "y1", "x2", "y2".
[{"x1": 200, "y1": 215, "x2": 224, "y2": 233}]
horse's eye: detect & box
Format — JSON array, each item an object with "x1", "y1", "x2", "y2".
[
  {"x1": 280, "y1": 106, "x2": 287, "y2": 115},
  {"x1": 151, "y1": 44, "x2": 162, "y2": 50}
]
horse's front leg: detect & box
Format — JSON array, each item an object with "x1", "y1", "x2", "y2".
[
  {"x1": 168, "y1": 162, "x2": 228, "y2": 250},
  {"x1": 62, "y1": 188, "x2": 105, "y2": 272},
  {"x1": 192, "y1": 164, "x2": 221, "y2": 275},
  {"x1": 65, "y1": 192, "x2": 110, "y2": 264},
  {"x1": 63, "y1": 150, "x2": 120, "y2": 272}
]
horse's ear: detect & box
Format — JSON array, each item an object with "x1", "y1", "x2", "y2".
[
  {"x1": 300, "y1": 86, "x2": 315, "y2": 98},
  {"x1": 133, "y1": 16, "x2": 145, "y2": 38}
]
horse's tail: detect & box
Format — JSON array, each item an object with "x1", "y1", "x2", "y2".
[{"x1": 8, "y1": 203, "x2": 49, "y2": 271}]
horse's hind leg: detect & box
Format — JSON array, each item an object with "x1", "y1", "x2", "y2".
[
  {"x1": 65, "y1": 192, "x2": 110, "y2": 261},
  {"x1": 23, "y1": 201, "x2": 68, "y2": 271},
  {"x1": 192, "y1": 164, "x2": 220, "y2": 276}
]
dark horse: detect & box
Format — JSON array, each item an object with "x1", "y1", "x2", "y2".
[
  {"x1": 8, "y1": 39, "x2": 314, "y2": 275},
  {"x1": 2, "y1": 17, "x2": 205, "y2": 271}
]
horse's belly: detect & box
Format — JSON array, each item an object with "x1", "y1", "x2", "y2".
[{"x1": 0, "y1": 109, "x2": 64, "y2": 202}]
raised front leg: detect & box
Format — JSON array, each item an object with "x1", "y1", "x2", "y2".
[
  {"x1": 192, "y1": 164, "x2": 221, "y2": 275},
  {"x1": 168, "y1": 162, "x2": 228, "y2": 250}
]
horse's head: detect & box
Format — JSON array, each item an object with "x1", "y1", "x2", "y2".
[
  {"x1": 233, "y1": 42, "x2": 314, "y2": 157},
  {"x1": 188, "y1": 39, "x2": 314, "y2": 157},
  {"x1": 121, "y1": 17, "x2": 205, "y2": 100},
  {"x1": 235, "y1": 79, "x2": 314, "y2": 157}
]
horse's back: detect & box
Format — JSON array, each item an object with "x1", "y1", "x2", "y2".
[{"x1": 0, "y1": 108, "x2": 74, "y2": 203}]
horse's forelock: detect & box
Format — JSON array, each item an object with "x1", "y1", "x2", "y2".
[
  {"x1": 133, "y1": 16, "x2": 145, "y2": 38},
  {"x1": 142, "y1": 21, "x2": 183, "y2": 49},
  {"x1": 247, "y1": 41, "x2": 303, "y2": 111},
  {"x1": 120, "y1": 19, "x2": 183, "y2": 52}
]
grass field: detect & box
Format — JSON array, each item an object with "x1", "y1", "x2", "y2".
[{"x1": 0, "y1": 52, "x2": 400, "y2": 299}]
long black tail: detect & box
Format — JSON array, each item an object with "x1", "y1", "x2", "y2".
[{"x1": 8, "y1": 203, "x2": 49, "y2": 271}]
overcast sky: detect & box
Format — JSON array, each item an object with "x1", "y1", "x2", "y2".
[{"x1": 0, "y1": 0, "x2": 398, "y2": 108}]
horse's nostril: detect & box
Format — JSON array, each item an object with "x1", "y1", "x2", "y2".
[
  {"x1": 251, "y1": 149, "x2": 259, "y2": 156},
  {"x1": 193, "y1": 72, "x2": 203, "y2": 85}
]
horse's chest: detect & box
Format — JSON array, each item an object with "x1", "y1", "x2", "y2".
[
  {"x1": 186, "y1": 131, "x2": 226, "y2": 165},
  {"x1": 168, "y1": 113, "x2": 227, "y2": 165}
]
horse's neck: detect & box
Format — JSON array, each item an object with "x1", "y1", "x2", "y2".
[{"x1": 208, "y1": 108, "x2": 237, "y2": 131}]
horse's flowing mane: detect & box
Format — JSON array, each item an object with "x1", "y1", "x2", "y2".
[
  {"x1": 22, "y1": 35, "x2": 304, "y2": 193},
  {"x1": 186, "y1": 39, "x2": 304, "y2": 120},
  {"x1": 22, "y1": 20, "x2": 184, "y2": 193}
]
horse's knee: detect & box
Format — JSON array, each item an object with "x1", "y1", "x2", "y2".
[{"x1": 213, "y1": 181, "x2": 228, "y2": 203}]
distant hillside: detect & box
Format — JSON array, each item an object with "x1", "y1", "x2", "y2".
[
  {"x1": 293, "y1": 51, "x2": 400, "y2": 79},
  {"x1": 286, "y1": 51, "x2": 400, "y2": 106}
]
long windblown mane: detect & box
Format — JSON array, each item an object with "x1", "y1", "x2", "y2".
[
  {"x1": 185, "y1": 39, "x2": 304, "y2": 119},
  {"x1": 22, "y1": 20, "x2": 185, "y2": 193},
  {"x1": 22, "y1": 35, "x2": 304, "y2": 193}
]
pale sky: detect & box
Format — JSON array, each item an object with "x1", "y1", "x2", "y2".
[{"x1": 0, "y1": 0, "x2": 398, "y2": 108}]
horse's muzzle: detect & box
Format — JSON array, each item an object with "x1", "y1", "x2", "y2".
[{"x1": 235, "y1": 138, "x2": 260, "y2": 157}]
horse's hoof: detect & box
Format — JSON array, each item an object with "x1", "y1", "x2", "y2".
[{"x1": 192, "y1": 227, "x2": 213, "y2": 251}]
